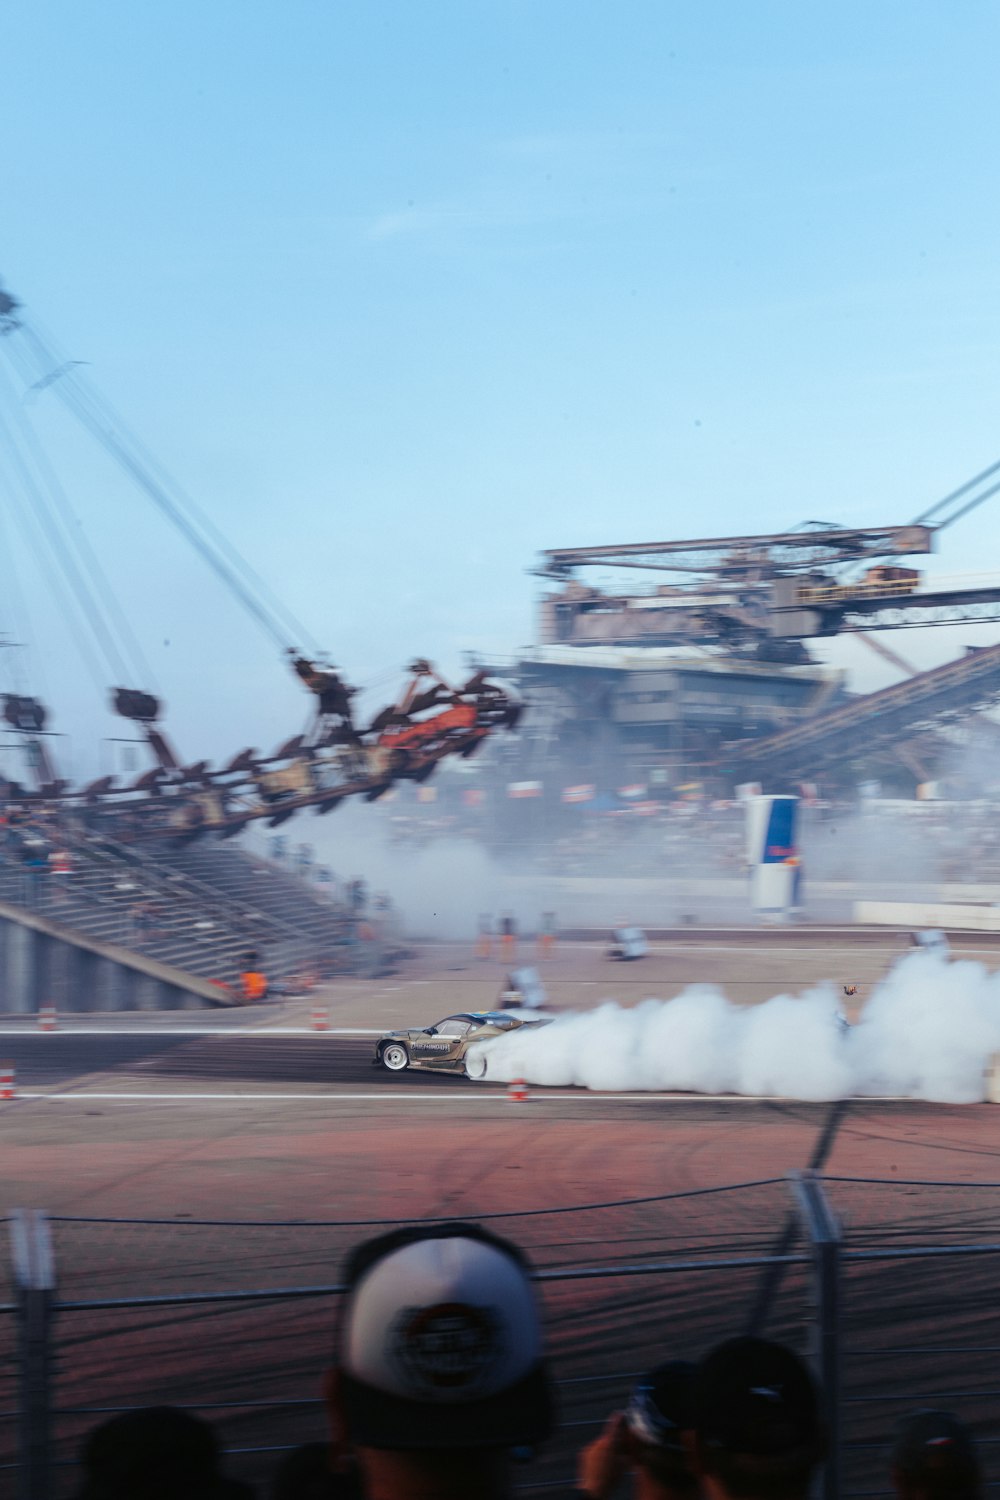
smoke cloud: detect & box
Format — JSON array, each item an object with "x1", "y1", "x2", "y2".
[{"x1": 468, "y1": 950, "x2": 1000, "y2": 1102}]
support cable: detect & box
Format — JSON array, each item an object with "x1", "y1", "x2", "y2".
[
  {"x1": 10, "y1": 317, "x2": 322, "y2": 656},
  {"x1": 0, "y1": 461, "x2": 109, "y2": 697},
  {"x1": 913, "y1": 457, "x2": 1000, "y2": 527},
  {"x1": 0, "y1": 386, "x2": 124, "y2": 693},
  {"x1": 0, "y1": 359, "x2": 155, "y2": 689},
  {"x1": 0, "y1": 471, "x2": 37, "y2": 698}
]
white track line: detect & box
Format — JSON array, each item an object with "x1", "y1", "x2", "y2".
[{"x1": 9, "y1": 1088, "x2": 908, "y2": 1105}]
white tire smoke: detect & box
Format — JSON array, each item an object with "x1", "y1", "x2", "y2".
[{"x1": 464, "y1": 950, "x2": 1000, "y2": 1102}]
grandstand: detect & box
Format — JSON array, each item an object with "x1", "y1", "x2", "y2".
[{"x1": 0, "y1": 813, "x2": 371, "y2": 1000}]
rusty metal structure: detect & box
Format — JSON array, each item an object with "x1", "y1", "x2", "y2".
[
  {"x1": 496, "y1": 466, "x2": 1000, "y2": 792},
  {"x1": 0, "y1": 280, "x2": 519, "y2": 836}
]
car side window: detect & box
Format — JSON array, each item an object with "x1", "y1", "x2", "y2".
[{"x1": 436, "y1": 1019, "x2": 472, "y2": 1038}]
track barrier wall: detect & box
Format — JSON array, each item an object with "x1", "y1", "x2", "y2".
[{"x1": 4, "y1": 1176, "x2": 1000, "y2": 1498}]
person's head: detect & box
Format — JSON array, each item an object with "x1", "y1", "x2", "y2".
[
  {"x1": 326, "y1": 1221, "x2": 553, "y2": 1499},
  {"x1": 891, "y1": 1410, "x2": 981, "y2": 1500},
  {"x1": 692, "y1": 1338, "x2": 825, "y2": 1500},
  {"x1": 76, "y1": 1406, "x2": 251, "y2": 1500},
  {"x1": 623, "y1": 1360, "x2": 699, "y2": 1499}
]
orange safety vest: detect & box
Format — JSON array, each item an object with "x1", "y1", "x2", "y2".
[{"x1": 241, "y1": 971, "x2": 268, "y2": 1001}]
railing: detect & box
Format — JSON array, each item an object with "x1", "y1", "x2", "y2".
[
  {"x1": 6, "y1": 1176, "x2": 1000, "y2": 1499},
  {"x1": 3, "y1": 1176, "x2": 820, "y2": 1500},
  {"x1": 798, "y1": 579, "x2": 920, "y2": 603}
]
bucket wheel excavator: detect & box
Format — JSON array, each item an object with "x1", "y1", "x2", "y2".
[{"x1": 0, "y1": 278, "x2": 521, "y2": 838}]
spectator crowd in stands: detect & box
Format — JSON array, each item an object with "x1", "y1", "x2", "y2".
[{"x1": 68, "y1": 1221, "x2": 982, "y2": 1500}]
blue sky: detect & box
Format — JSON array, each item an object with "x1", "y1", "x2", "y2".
[{"x1": 2, "y1": 1, "x2": 1000, "y2": 774}]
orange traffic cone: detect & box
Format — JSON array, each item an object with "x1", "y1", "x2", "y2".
[
  {"x1": 507, "y1": 1077, "x2": 528, "y2": 1103},
  {"x1": 0, "y1": 1062, "x2": 14, "y2": 1100},
  {"x1": 38, "y1": 1005, "x2": 57, "y2": 1032},
  {"x1": 311, "y1": 1006, "x2": 329, "y2": 1032}
]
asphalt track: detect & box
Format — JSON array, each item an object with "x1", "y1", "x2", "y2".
[
  {"x1": 0, "y1": 1032, "x2": 847, "y2": 1103},
  {"x1": 0, "y1": 1033, "x2": 466, "y2": 1090}
]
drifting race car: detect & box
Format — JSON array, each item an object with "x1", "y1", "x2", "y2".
[{"x1": 373, "y1": 1011, "x2": 550, "y2": 1077}]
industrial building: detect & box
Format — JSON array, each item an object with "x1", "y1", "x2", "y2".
[{"x1": 477, "y1": 471, "x2": 1000, "y2": 797}]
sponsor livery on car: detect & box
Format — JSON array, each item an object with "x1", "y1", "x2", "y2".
[{"x1": 373, "y1": 1011, "x2": 550, "y2": 1078}]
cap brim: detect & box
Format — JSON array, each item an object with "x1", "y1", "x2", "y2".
[{"x1": 341, "y1": 1362, "x2": 554, "y2": 1452}]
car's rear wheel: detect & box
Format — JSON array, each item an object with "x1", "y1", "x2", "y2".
[
  {"x1": 381, "y1": 1043, "x2": 409, "y2": 1072},
  {"x1": 465, "y1": 1052, "x2": 488, "y2": 1080}
]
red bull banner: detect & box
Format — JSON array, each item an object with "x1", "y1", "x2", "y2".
[
  {"x1": 562, "y1": 784, "x2": 595, "y2": 803},
  {"x1": 507, "y1": 781, "x2": 543, "y2": 799}
]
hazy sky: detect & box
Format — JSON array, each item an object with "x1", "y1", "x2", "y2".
[{"x1": 3, "y1": 1, "x2": 1000, "y2": 777}]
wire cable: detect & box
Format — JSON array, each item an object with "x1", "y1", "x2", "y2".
[
  {"x1": 0, "y1": 461, "x2": 37, "y2": 697},
  {"x1": 0, "y1": 372, "x2": 126, "y2": 691},
  {"x1": 0, "y1": 358, "x2": 155, "y2": 689},
  {"x1": 913, "y1": 457, "x2": 1000, "y2": 527},
  {"x1": 0, "y1": 449, "x2": 109, "y2": 696},
  {"x1": 12, "y1": 316, "x2": 322, "y2": 655}
]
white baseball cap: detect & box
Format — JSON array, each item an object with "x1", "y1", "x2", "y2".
[{"x1": 338, "y1": 1222, "x2": 553, "y2": 1450}]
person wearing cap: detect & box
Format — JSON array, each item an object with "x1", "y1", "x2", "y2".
[
  {"x1": 691, "y1": 1337, "x2": 825, "y2": 1500},
  {"x1": 891, "y1": 1410, "x2": 981, "y2": 1500},
  {"x1": 577, "y1": 1360, "x2": 699, "y2": 1500},
  {"x1": 324, "y1": 1221, "x2": 554, "y2": 1500}
]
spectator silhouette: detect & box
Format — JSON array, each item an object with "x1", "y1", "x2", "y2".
[
  {"x1": 891, "y1": 1410, "x2": 981, "y2": 1500},
  {"x1": 75, "y1": 1406, "x2": 253, "y2": 1499},
  {"x1": 691, "y1": 1338, "x2": 825, "y2": 1500},
  {"x1": 324, "y1": 1221, "x2": 553, "y2": 1500}
]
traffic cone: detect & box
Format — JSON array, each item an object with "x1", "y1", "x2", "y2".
[
  {"x1": 311, "y1": 1006, "x2": 329, "y2": 1032},
  {"x1": 0, "y1": 1062, "x2": 14, "y2": 1100},
  {"x1": 38, "y1": 1005, "x2": 57, "y2": 1032},
  {"x1": 507, "y1": 1077, "x2": 528, "y2": 1103}
]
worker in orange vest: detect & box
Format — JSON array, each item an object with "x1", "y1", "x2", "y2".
[{"x1": 241, "y1": 971, "x2": 268, "y2": 1003}]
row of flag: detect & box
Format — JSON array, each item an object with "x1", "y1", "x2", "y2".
[
  {"x1": 512, "y1": 781, "x2": 649, "y2": 802},
  {"x1": 407, "y1": 782, "x2": 657, "y2": 806}
]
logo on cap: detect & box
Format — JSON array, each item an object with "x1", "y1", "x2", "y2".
[{"x1": 392, "y1": 1302, "x2": 503, "y2": 1394}]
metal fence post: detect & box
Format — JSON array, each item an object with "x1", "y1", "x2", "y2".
[
  {"x1": 10, "y1": 1209, "x2": 56, "y2": 1500},
  {"x1": 789, "y1": 1170, "x2": 842, "y2": 1500}
]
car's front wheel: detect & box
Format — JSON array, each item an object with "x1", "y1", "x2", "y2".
[{"x1": 381, "y1": 1042, "x2": 410, "y2": 1072}]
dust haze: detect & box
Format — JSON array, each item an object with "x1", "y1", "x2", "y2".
[{"x1": 286, "y1": 783, "x2": 990, "y2": 939}]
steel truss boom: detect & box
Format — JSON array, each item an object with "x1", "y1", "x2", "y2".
[
  {"x1": 721, "y1": 639, "x2": 1000, "y2": 782},
  {"x1": 537, "y1": 525, "x2": 934, "y2": 579}
]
